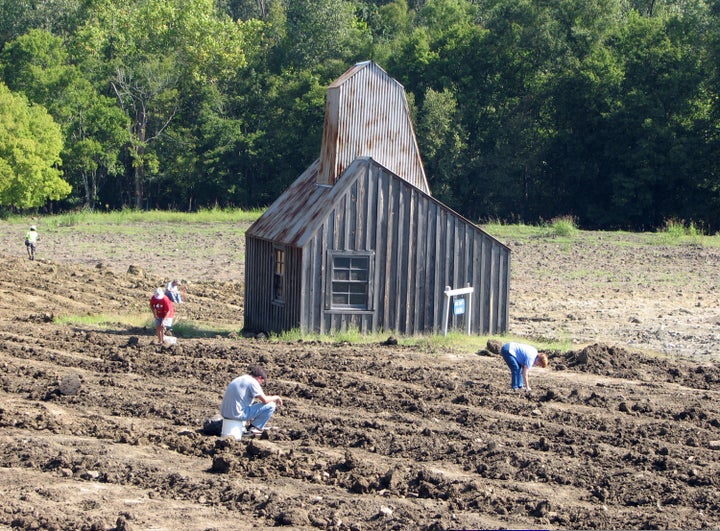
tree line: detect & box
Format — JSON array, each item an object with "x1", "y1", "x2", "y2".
[{"x1": 0, "y1": 0, "x2": 718, "y2": 231}]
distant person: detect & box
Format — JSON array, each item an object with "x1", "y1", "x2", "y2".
[
  {"x1": 149, "y1": 287, "x2": 175, "y2": 344},
  {"x1": 24, "y1": 226, "x2": 38, "y2": 260},
  {"x1": 500, "y1": 342, "x2": 549, "y2": 391},
  {"x1": 220, "y1": 365, "x2": 283, "y2": 436},
  {"x1": 165, "y1": 279, "x2": 185, "y2": 304}
]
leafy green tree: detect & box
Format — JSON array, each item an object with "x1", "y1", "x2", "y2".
[
  {"x1": 546, "y1": 8, "x2": 707, "y2": 228},
  {"x1": 0, "y1": 83, "x2": 70, "y2": 208},
  {"x1": 417, "y1": 87, "x2": 466, "y2": 205},
  {"x1": 276, "y1": 0, "x2": 372, "y2": 70},
  {"x1": 0, "y1": 0, "x2": 82, "y2": 46},
  {"x1": 0, "y1": 29, "x2": 130, "y2": 209},
  {"x1": 74, "y1": 0, "x2": 258, "y2": 209},
  {"x1": 193, "y1": 67, "x2": 325, "y2": 207}
]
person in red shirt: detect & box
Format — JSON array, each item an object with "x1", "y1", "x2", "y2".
[{"x1": 149, "y1": 288, "x2": 175, "y2": 344}]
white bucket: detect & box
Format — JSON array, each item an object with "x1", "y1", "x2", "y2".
[
  {"x1": 221, "y1": 419, "x2": 245, "y2": 440},
  {"x1": 163, "y1": 336, "x2": 177, "y2": 345}
]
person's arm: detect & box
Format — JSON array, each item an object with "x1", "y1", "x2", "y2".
[
  {"x1": 256, "y1": 392, "x2": 283, "y2": 406},
  {"x1": 522, "y1": 365, "x2": 531, "y2": 390}
]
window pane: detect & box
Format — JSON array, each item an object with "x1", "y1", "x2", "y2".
[
  {"x1": 334, "y1": 281, "x2": 350, "y2": 293},
  {"x1": 349, "y1": 293, "x2": 366, "y2": 305},
  {"x1": 350, "y1": 269, "x2": 367, "y2": 281},
  {"x1": 349, "y1": 283, "x2": 367, "y2": 295},
  {"x1": 330, "y1": 254, "x2": 371, "y2": 309},
  {"x1": 273, "y1": 248, "x2": 285, "y2": 301}
]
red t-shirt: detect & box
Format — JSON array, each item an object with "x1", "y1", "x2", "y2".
[{"x1": 150, "y1": 295, "x2": 175, "y2": 319}]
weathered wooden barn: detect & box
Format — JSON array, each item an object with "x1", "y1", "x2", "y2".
[{"x1": 244, "y1": 61, "x2": 510, "y2": 336}]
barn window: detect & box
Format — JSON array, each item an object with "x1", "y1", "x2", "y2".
[
  {"x1": 329, "y1": 252, "x2": 373, "y2": 310},
  {"x1": 273, "y1": 247, "x2": 285, "y2": 302}
]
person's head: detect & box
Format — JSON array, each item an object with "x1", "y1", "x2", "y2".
[
  {"x1": 171, "y1": 280, "x2": 179, "y2": 286},
  {"x1": 30, "y1": 226, "x2": 36, "y2": 231},
  {"x1": 250, "y1": 365, "x2": 267, "y2": 383},
  {"x1": 154, "y1": 288, "x2": 165, "y2": 300},
  {"x1": 535, "y1": 351, "x2": 549, "y2": 368}
]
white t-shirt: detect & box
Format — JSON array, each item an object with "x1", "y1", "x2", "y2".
[{"x1": 220, "y1": 374, "x2": 263, "y2": 419}]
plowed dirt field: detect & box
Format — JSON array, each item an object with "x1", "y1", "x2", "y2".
[{"x1": 1, "y1": 221, "x2": 719, "y2": 530}]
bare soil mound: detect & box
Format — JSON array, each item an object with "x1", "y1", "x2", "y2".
[{"x1": 1, "y1": 225, "x2": 719, "y2": 530}]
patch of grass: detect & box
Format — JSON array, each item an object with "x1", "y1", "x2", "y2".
[
  {"x1": 55, "y1": 313, "x2": 237, "y2": 339},
  {"x1": 274, "y1": 329, "x2": 297, "y2": 341},
  {"x1": 270, "y1": 327, "x2": 574, "y2": 356},
  {"x1": 55, "y1": 313, "x2": 147, "y2": 328},
  {"x1": 36, "y1": 207, "x2": 265, "y2": 229},
  {"x1": 330, "y1": 325, "x2": 366, "y2": 344},
  {"x1": 481, "y1": 221, "x2": 544, "y2": 241},
  {"x1": 656, "y1": 218, "x2": 705, "y2": 245},
  {"x1": 169, "y1": 320, "x2": 237, "y2": 339},
  {"x1": 482, "y1": 216, "x2": 579, "y2": 242},
  {"x1": 544, "y1": 216, "x2": 578, "y2": 238},
  {"x1": 275, "y1": 325, "x2": 368, "y2": 344},
  {"x1": 407, "y1": 331, "x2": 487, "y2": 353}
]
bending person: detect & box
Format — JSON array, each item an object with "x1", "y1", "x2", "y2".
[{"x1": 500, "y1": 342, "x2": 549, "y2": 391}]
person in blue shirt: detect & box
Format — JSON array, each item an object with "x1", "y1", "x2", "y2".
[
  {"x1": 165, "y1": 280, "x2": 185, "y2": 303},
  {"x1": 500, "y1": 342, "x2": 549, "y2": 391}
]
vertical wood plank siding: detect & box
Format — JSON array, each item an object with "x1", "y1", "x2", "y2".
[
  {"x1": 244, "y1": 238, "x2": 303, "y2": 333},
  {"x1": 286, "y1": 163, "x2": 507, "y2": 336},
  {"x1": 245, "y1": 159, "x2": 509, "y2": 336}
]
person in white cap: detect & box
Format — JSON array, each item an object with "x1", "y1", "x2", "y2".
[
  {"x1": 24, "y1": 226, "x2": 38, "y2": 260},
  {"x1": 149, "y1": 287, "x2": 175, "y2": 344}
]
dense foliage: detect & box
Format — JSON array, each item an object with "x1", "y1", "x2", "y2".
[{"x1": 0, "y1": 0, "x2": 718, "y2": 230}]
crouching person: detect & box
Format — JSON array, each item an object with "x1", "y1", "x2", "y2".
[{"x1": 220, "y1": 365, "x2": 283, "y2": 439}]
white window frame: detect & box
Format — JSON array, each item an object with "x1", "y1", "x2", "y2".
[{"x1": 327, "y1": 251, "x2": 374, "y2": 311}]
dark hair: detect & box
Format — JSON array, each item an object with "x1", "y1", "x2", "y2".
[{"x1": 250, "y1": 366, "x2": 267, "y2": 379}]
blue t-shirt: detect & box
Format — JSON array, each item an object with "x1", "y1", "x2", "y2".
[
  {"x1": 504, "y1": 342, "x2": 538, "y2": 368},
  {"x1": 220, "y1": 374, "x2": 263, "y2": 419}
]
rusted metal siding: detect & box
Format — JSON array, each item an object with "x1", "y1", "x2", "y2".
[
  {"x1": 318, "y1": 61, "x2": 430, "y2": 194},
  {"x1": 283, "y1": 158, "x2": 509, "y2": 335}
]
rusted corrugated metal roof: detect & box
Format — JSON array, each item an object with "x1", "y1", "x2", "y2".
[
  {"x1": 246, "y1": 157, "x2": 509, "y2": 253},
  {"x1": 317, "y1": 61, "x2": 430, "y2": 194},
  {"x1": 246, "y1": 157, "x2": 357, "y2": 247}
]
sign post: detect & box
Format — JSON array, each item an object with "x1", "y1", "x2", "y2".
[{"x1": 442, "y1": 284, "x2": 474, "y2": 336}]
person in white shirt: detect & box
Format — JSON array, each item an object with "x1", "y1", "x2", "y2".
[{"x1": 220, "y1": 366, "x2": 283, "y2": 434}]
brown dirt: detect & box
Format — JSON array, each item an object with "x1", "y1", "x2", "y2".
[{"x1": 1, "y1": 223, "x2": 720, "y2": 530}]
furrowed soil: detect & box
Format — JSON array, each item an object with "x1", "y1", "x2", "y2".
[{"x1": 1, "y1": 220, "x2": 720, "y2": 530}]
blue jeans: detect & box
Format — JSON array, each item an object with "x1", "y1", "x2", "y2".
[
  {"x1": 501, "y1": 346, "x2": 524, "y2": 389},
  {"x1": 238, "y1": 401, "x2": 276, "y2": 429}
]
